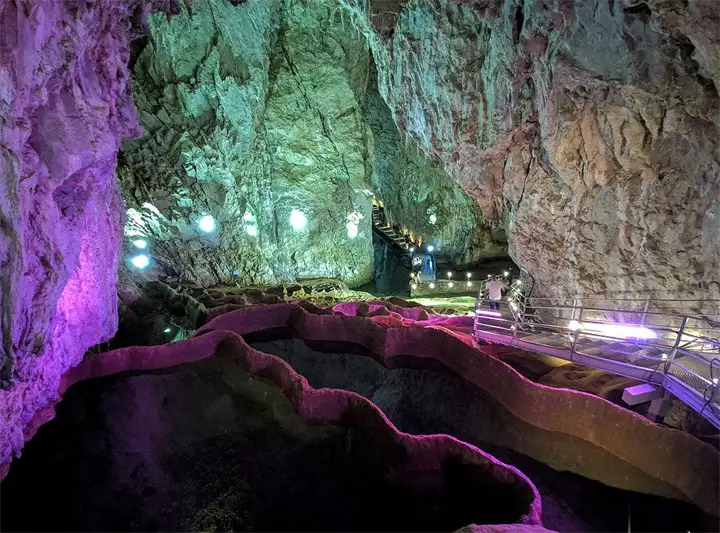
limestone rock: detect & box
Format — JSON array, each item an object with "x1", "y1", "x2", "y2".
[
  {"x1": 118, "y1": 0, "x2": 504, "y2": 288},
  {"x1": 0, "y1": 0, "x2": 175, "y2": 467},
  {"x1": 342, "y1": 0, "x2": 720, "y2": 309}
]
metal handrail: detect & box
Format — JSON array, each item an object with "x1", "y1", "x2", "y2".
[{"x1": 473, "y1": 293, "x2": 720, "y2": 425}]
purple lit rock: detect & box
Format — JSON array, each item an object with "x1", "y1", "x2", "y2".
[{"x1": 0, "y1": 0, "x2": 173, "y2": 467}]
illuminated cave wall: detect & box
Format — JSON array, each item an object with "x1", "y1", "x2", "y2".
[
  {"x1": 342, "y1": 0, "x2": 720, "y2": 308},
  {"x1": 0, "y1": 0, "x2": 176, "y2": 468},
  {"x1": 118, "y1": 0, "x2": 504, "y2": 287}
]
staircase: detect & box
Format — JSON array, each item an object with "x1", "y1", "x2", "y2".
[{"x1": 371, "y1": 206, "x2": 412, "y2": 266}]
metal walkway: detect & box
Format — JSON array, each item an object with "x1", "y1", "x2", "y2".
[{"x1": 473, "y1": 291, "x2": 720, "y2": 428}]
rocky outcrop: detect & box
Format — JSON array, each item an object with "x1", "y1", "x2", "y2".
[
  {"x1": 341, "y1": 0, "x2": 720, "y2": 308},
  {"x1": 2, "y1": 313, "x2": 543, "y2": 530},
  {"x1": 0, "y1": 0, "x2": 176, "y2": 469},
  {"x1": 118, "y1": 0, "x2": 504, "y2": 288},
  {"x1": 198, "y1": 303, "x2": 719, "y2": 515}
]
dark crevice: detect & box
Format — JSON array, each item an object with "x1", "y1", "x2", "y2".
[
  {"x1": 623, "y1": 2, "x2": 652, "y2": 22},
  {"x1": 513, "y1": 4, "x2": 524, "y2": 45}
]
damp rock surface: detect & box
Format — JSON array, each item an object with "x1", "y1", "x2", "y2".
[
  {"x1": 0, "y1": 354, "x2": 535, "y2": 532},
  {"x1": 249, "y1": 336, "x2": 719, "y2": 533}
]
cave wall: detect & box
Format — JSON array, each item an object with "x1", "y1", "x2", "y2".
[
  {"x1": 0, "y1": 0, "x2": 174, "y2": 467},
  {"x1": 118, "y1": 0, "x2": 504, "y2": 287},
  {"x1": 341, "y1": 0, "x2": 720, "y2": 306}
]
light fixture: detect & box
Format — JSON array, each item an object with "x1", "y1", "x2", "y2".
[
  {"x1": 429, "y1": 214, "x2": 437, "y2": 225},
  {"x1": 132, "y1": 238, "x2": 147, "y2": 249},
  {"x1": 411, "y1": 283, "x2": 417, "y2": 290},
  {"x1": 447, "y1": 271, "x2": 453, "y2": 278},
  {"x1": 245, "y1": 224, "x2": 258, "y2": 236},
  {"x1": 130, "y1": 254, "x2": 150, "y2": 269},
  {"x1": 198, "y1": 215, "x2": 216, "y2": 233},
  {"x1": 516, "y1": 279, "x2": 522, "y2": 285},
  {"x1": 429, "y1": 283, "x2": 435, "y2": 289},
  {"x1": 448, "y1": 282, "x2": 454, "y2": 288},
  {"x1": 466, "y1": 272, "x2": 472, "y2": 279},
  {"x1": 290, "y1": 209, "x2": 307, "y2": 230},
  {"x1": 467, "y1": 282, "x2": 472, "y2": 287},
  {"x1": 568, "y1": 320, "x2": 582, "y2": 331},
  {"x1": 487, "y1": 274, "x2": 491, "y2": 278},
  {"x1": 410, "y1": 273, "x2": 415, "y2": 279},
  {"x1": 503, "y1": 271, "x2": 509, "y2": 277},
  {"x1": 661, "y1": 354, "x2": 668, "y2": 361},
  {"x1": 409, "y1": 247, "x2": 415, "y2": 253},
  {"x1": 163, "y1": 328, "x2": 171, "y2": 333},
  {"x1": 427, "y1": 245, "x2": 434, "y2": 252}
]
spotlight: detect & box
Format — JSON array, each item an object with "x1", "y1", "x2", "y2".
[
  {"x1": 245, "y1": 224, "x2": 258, "y2": 236},
  {"x1": 503, "y1": 271, "x2": 509, "y2": 277},
  {"x1": 516, "y1": 279, "x2": 522, "y2": 285},
  {"x1": 130, "y1": 254, "x2": 150, "y2": 269},
  {"x1": 429, "y1": 283, "x2": 435, "y2": 289},
  {"x1": 409, "y1": 247, "x2": 415, "y2": 253},
  {"x1": 427, "y1": 245, "x2": 434, "y2": 252},
  {"x1": 410, "y1": 273, "x2": 415, "y2": 279},
  {"x1": 163, "y1": 328, "x2": 171, "y2": 333},
  {"x1": 447, "y1": 271, "x2": 453, "y2": 278},
  {"x1": 466, "y1": 272, "x2": 472, "y2": 278},
  {"x1": 487, "y1": 274, "x2": 491, "y2": 278},
  {"x1": 199, "y1": 215, "x2": 216, "y2": 233},
  {"x1": 467, "y1": 282, "x2": 472, "y2": 287},
  {"x1": 411, "y1": 284, "x2": 417, "y2": 290},
  {"x1": 448, "y1": 282, "x2": 454, "y2": 288},
  {"x1": 290, "y1": 209, "x2": 307, "y2": 230},
  {"x1": 132, "y1": 239, "x2": 147, "y2": 249},
  {"x1": 568, "y1": 320, "x2": 582, "y2": 332}
]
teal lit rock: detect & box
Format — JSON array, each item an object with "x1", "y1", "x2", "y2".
[{"x1": 119, "y1": 0, "x2": 502, "y2": 287}]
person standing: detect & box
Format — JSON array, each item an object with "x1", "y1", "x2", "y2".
[{"x1": 485, "y1": 275, "x2": 506, "y2": 310}]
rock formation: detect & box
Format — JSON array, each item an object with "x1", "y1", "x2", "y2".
[
  {"x1": 118, "y1": 0, "x2": 504, "y2": 287},
  {"x1": 0, "y1": 0, "x2": 177, "y2": 470},
  {"x1": 2, "y1": 309, "x2": 543, "y2": 531},
  {"x1": 342, "y1": 0, "x2": 720, "y2": 308}
]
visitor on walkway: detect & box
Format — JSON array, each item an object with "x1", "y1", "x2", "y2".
[{"x1": 485, "y1": 275, "x2": 506, "y2": 310}]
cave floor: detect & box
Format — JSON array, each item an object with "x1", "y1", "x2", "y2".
[
  {"x1": 0, "y1": 355, "x2": 527, "y2": 532},
  {"x1": 247, "y1": 335, "x2": 718, "y2": 533}
]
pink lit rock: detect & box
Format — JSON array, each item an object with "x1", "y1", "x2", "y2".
[{"x1": 0, "y1": 0, "x2": 174, "y2": 468}]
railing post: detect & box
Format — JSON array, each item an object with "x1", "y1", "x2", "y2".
[
  {"x1": 640, "y1": 299, "x2": 650, "y2": 325},
  {"x1": 664, "y1": 316, "x2": 689, "y2": 374},
  {"x1": 570, "y1": 307, "x2": 584, "y2": 361},
  {"x1": 513, "y1": 311, "x2": 519, "y2": 338}
]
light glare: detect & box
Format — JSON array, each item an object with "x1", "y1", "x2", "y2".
[
  {"x1": 290, "y1": 209, "x2": 307, "y2": 230},
  {"x1": 131, "y1": 254, "x2": 150, "y2": 269},
  {"x1": 133, "y1": 239, "x2": 147, "y2": 249},
  {"x1": 199, "y1": 215, "x2": 216, "y2": 233},
  {"x1": 427, "y1": 245, "x2": 434, "y2": 252}
]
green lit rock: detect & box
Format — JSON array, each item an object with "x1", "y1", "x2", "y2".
[
  {"x1": 120, "y1": 0, "x2": 374, "y2": 287},
  {"x1": 119, "y1": 0, "x2": 503, "y2": 287}
]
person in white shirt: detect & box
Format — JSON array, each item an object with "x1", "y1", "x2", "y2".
[{"x1": 485, "y1": 276, "x2": 506, "y2": 310}]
